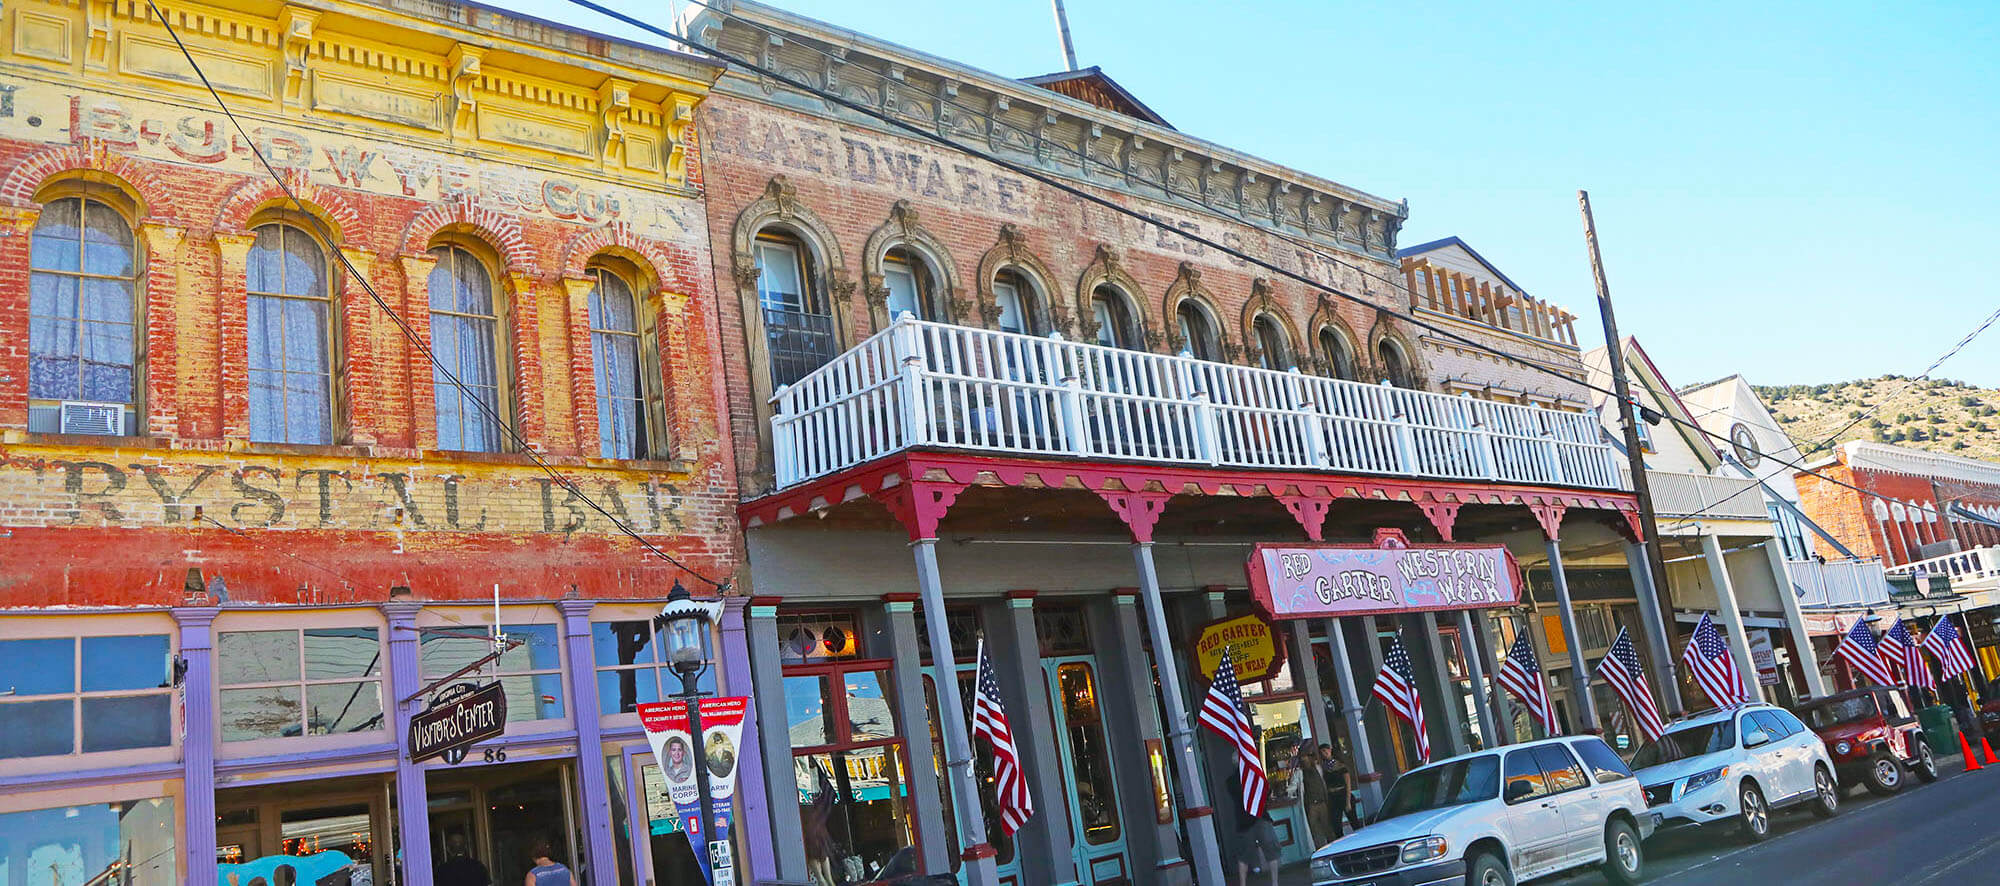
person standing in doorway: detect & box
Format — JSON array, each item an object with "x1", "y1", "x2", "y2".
[
  {"x1": 1318, "y1": 742, "x2": 1359, "y2": 837},
  {"x1": 436, "y1": 833, "x2": 491, "y2": 886},
  {"x1": 525, "y1": 842, "x2": 577, "y2": 886},
  {"x1": 1297, "y1": 742, "x2": 1332, "y2": 848}
]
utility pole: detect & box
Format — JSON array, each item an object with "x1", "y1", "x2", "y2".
[
  {"x1": 1049, "y1": 0, "x2": 1079, "y2": 71},
  {"x1": 1579, "y1": 190, "x2": 1684, "y2": 716}
]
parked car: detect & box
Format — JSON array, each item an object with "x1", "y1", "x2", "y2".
[
  {"x1": 1308, "y1": 735, "x2": 1656, "y2": 886},
  {"x1": 1795, "y1": 687, "x2": 1939, "y2": 795},
  {"x1": 1631, "y1": 703, "x2": 1837, "y2": 843}
]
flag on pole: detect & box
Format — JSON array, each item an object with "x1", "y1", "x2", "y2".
[
  {"x1": 1370, "y1": 635, "x2": 1431, "y2": 764},
  {"x1": 1598, "y1": 627, "x2": 1665, "y2": 743},
  {"x1": 1496, "y1": 631, "x2": 1559, "y2": 735},
  {"x1": 1682, "y1": 613, "x2": 1750, "y2": 708},
  {"x1": 970, "y1": 638, "x2": 1033, "y2": 834},
  {"x1": 1835, "y1": 615, "x2": 1897, "y2": 687},
  {"x1": 1197, "y1": 647, "x2": 1267, "y2": 816},
  {"x1": 1923, "y1": 615, "x2": 1979, "y2": 682},
  {"x1": 1882, "y1": 618, "x2": 1934, "y2": 690}
]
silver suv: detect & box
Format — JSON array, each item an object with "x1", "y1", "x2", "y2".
[{"x1": 1310, "y1": 735, "x2": 1657, "y2": 886}]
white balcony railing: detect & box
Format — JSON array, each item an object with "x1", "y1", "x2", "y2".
[
  {"x1": 1788, "y1": 557, "x2": 1892, "y2": 608},
  {"x1": 1629, "y1": 469, "x2": 1770, "y2": 520},
  {"x1": 769, "y1": 316, "x2": 1628, "y2": 492},
  {"x1": 1885, "y1": 546, "x2": 2000, "y2": 584}
]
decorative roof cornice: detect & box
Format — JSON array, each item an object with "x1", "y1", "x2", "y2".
[
  {"x1": 685, "y1": 0, "x2": 1408, "y2": 260},
  {"x1": 1838, "y1": 441, "x2": 2000, "y2": 488}
]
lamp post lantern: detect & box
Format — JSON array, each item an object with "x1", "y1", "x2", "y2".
[{"x1": 655, "y1": 581, "x2": 725, "y2": 884}]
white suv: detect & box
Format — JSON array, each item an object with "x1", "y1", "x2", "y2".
[
  {"x1": 1309, "y1": 735, "x2": 1657, "y2": 886},
  {"x1": 1630, "y1": 703, "x2": 1838, "y2": 842}
]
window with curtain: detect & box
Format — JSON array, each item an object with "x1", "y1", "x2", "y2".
[
  {"x1": 428, "y1": 245, "x2": 506, "y2": 452},
  {"x1": 756, "y1": 232, "x2": 838, "y2": 388},
  {"x1": 247, "y1": 223, "x2": 334, "y2": 444},
  {"x1": 588, "y1": 267, "x2": 652, "y2": 459},
  {"x1": 28, "y1": 196, "x2": 140, "y2": 434},
  {"x1": 882, "y1": 249, "x2": 936, "y2": 322}
]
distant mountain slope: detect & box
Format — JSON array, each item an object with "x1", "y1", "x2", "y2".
[{"x1": 1753, "y1": 377, "x2": 2000, "y2": 462}]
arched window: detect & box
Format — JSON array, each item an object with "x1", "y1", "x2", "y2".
[
  {"x1": 28, "y1": 196, "x2": 140, "y2": 435},
  {"x1": 1319, "y1": 327, "x2": 1356, "y2": 381},
  {"x1": 754, "y1": 230, "x2": 835, "y2": 387},
  {"x1": 1176, "y1": 300, "x2": 1220, "y2": 361},
  {"x1": 1090, "y1": 286, "x2": 1138, "y2": 350},
  {"x1": 246, "y1": 223, "x2": 335, "y2": 444},
  {"x1": 588, "y1": 265, "x2": 658, "y2": 460},
  {"x1": 992, "y1": 270, "x2": 1039, "y2": 336},
  {"x1": 882, "y1": 247, "x2": 940, "y2": 322},
  {"x1": 427, "y1": 245, "x2": 508, "y2": 452},
  {"x1": 1378, "y1": 338, "x2": 1414, "y2": 389},
  {"x1": 1252, "y1": 314, "x2": 1291, "y2": 370}
]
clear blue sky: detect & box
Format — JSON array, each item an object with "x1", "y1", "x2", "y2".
[{"x1": 524, "y1": 0, "x2": 2000, "y2": 388}]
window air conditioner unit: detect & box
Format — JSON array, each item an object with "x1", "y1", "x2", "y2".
[{"x1": 59, "y1": 401, "x2": 125, "y2": 436}]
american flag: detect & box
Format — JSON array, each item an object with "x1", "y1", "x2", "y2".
[
  {"x1": 1835, "y1": 615, "x2": 1897, "y2": 688},
  {"x1": 969, "y1": 639, "x2": 1033, "y2": 834},
  {"x1": 1598, "y1": 628, "x2": 1665, "y2": 742},
  {"x1": 1923, "y1": 615, "x2": 1979, "y2": 682},
  {"x1": 1197, "y1": 647, "x2": 1267, "y2": 816},
  {"x1": 1370, "y1": 636, "x2": 1430, "y2": 764},
  {"x1": 1682, "y1": 613, "x2": 1750, "y2": 708},
  {"x1": 1882, "y1": 619, "x2": 1934, "y2": 690},
  {"x1": 1495, "y1": 631, "x2": 1559, "y2": 735}
]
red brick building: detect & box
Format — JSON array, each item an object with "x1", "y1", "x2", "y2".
[{"x1": 1795, "y1": 441, "x2": 2000, "y2": 567}]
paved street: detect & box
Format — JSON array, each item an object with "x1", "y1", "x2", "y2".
[{"x1": 1283, "y1": 757, "x2": 1993, "y2": 885}]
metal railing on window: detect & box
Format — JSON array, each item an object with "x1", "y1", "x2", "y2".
[
  {"x1": 764, "y1": 307, "x2": 842, "y2": 389},
  {"x1": 769, "y1": 315, "x2": 1628, "y2": 492}
]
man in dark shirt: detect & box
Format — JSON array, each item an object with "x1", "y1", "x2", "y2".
[{"x1": 435, "y1": 833, "x2": 491, "y2": 886}]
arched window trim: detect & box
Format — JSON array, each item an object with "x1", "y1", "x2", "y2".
[
  {"x1": 862, "y1": 200, "x2": 962, "y2": 330},
  {"x1": 1173, "y1": 298, "x2": 1224, "y2": 361},
  {"x1": 26, "y1": 178, "x2": 147, "y2": 436},
  {"x1": 584, "y1": 255, "x2": 669, "y2": 460},
  {"x1": 425, "y1": 239, "x2": 516, "y2": 453},
  {"x1": 975, "y1": 225, "x2": 1061, "y2": 336},
  {"x1": 1376, "y1": 336, "x2": 1416, "y2": 389},
  {"x1": 989, "y1": 267, "x2": 1047, "y2": 336},
  {"x1": 1087, "y1": 283, "x2": 1141, "y2": 350},
  {"x1": 1316, "y1": 323, "x2": 1359, "y2": 381},
  {"x1": 244, "y1": 219, "x2": 341, "y2": 445},
  {"x1": 878, "y1": 243, "x2": 948, "y2": 324},
  {"x1": 1250, "y1": 312, "x2": 1294, "y2": 371}
]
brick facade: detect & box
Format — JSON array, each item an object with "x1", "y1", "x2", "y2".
[
  {"x1": 1796, "y1": 444, "x2": 2000, "y2": 565},
  {"x1": 0, "y1": 0, "x2": 740, "y2": 605}
]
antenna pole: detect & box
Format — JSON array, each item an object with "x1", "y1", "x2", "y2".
[{"x1": 1050, "y1": 0, "x2": 1079, "y2": 70}]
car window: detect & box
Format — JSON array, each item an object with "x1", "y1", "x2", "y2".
[
  {"x1": 1503, "y1": 749, "x2": 1550, "y2": 804},
  {"x1": 1377, "y1": 755, "x2": 1500, "y2": 820},
  {"x1": 1752, "y1": 710, "x2": 1795, "y2": 739},
  {"x1": 1532, "y1": 744, "x2": 1588, "y2": 795},
  {"x1": 1572, "y1": 738, "x2": 1633, "y2": 783},
  {"x1": 1630, "y1": 719, "x2": 1736, "y2": 767},
  {"x1": 1769, "y1": 709, "x2": 1810, "y2": 736},
  {"x1": 1880, "y1": 690, "x2": 1914, "y2": 722},
  {"x1": 1801, "y1": 695, "x2": 1876, "y2": 730}
]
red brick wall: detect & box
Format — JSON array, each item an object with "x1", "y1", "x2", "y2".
[
  {"x1": 0, "y1": 104, "x2": 741, "y2": 606},
  {"x1": 696, "y1": 94, "x2": 1415, "y2": 499},
  {"x1": 1797, "y1": 460, "x2": 2000, "y2": 564}
]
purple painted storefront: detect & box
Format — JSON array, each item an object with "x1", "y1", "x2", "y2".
[{"x1": 0, "y1": 599, "x2": 773, "y2": 886}]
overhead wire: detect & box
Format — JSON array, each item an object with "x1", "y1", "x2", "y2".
[
  {"x1": 142, "y1": 0, "x2": 729, "y2": 591},
  {"x1": 567, "y1": 0, "x2": 1983, "y2": 523}
]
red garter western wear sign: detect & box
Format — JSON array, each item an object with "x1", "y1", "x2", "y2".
[{"x1": 1246, "y1": 529, "x2": 1524, "y2": 620}]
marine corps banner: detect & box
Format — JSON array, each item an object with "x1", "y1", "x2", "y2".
[{"x1": 639, "y1": 698, "x2": 749, "y2": 881}]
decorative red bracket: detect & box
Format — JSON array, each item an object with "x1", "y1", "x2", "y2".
[
  {"x1": 1096, "y1": 489, "x2": 1173, "y2": 543},
  {"x1": 1528, "y1": 500, "x2": 1568, "y2": 542},
  {"x1": 870, "y1": 479, "x2": 968, "y2": 541},
  {"x1": 1416, "y1": 497, "x2": 1462, "y2": 542},
  {"x1": 1277, "y1": 495, "x2": 1332, "y2": 541},
  {"x1": 1611, "y1": 507, "x2": 1646, "y2": 544}
]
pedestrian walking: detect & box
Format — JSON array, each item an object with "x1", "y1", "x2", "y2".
[
  {"x1": 1232, "y1": 804, "x2": 1282, "y2": 886},
  {"x1": 1318, "y1": 741, "x2": 1360, "y2": 836},
  {"x1": 524, "y1": 842, "x2": 576, "y2": 886}
]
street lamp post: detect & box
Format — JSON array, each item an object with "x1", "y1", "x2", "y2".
[{"x1": 655, "y1": 581, "x2": 724, "y2": 884}]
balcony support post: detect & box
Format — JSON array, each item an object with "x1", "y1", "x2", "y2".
[
  {"x1": 1624, "y1": 542, "x2": 1684, "y2": 714},
  {"x1": 1456, "y1": 608, "x2": 1501, "y2": 749},
  {"x1": 1132, "y1": 542, "x2": 1229, "y2": 886},
  {"x1": 912, "y1": 538, "x2": 1004, "y2": 886},
  {"x1": 1763, "y1": 542, "x2": 1829, "y2": 697},
  {"x1": 1543, "y1": 535, "x2": 1599, "y2": 732},
  {"x1": 1701, "y1": 533, "x2": 1767, "y2": 703}
]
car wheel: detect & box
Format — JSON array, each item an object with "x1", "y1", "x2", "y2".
[
  {"x1": 1913, "y1": 740, "x2": 1941, "y2": 783},
  {"x1": 1467, "y1": 851, "x2": 1513, "y2": 886},
  {"x1": 1601, "y1": 819, "x2": 1644, "y2": 885},
  {"x1": 1864, "y1": 753, "x2": 1904, "y2": 796},
  {"x1": 1738, "y1": 781, "x2": 1771, "y2": 843},
  {"x1": 1811, "y1": 764, "x2": 1839, "y2": 818}
]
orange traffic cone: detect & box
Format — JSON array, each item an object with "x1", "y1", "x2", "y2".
[
  {"x1": 1981, "y1": 737, "x2": 1998, "y2": 766},
  {"x1": 1961, "y1": 732, "x2": 1984, "y2": 771}
]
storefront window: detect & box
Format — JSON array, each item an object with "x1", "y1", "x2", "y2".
[
  {"x1": 0, "y1": 796, "x2": 176, "y2": 884},
  {"x1": 921, "y1": 673, "x2": 1015, "y2": 868},
  {"x1": 420, "y1": 623, "x2": 565, "y2": 722},
  {"x1": 1055, "y1": 662, "x2": 1121, "y2": 846},
  {"x1": 278, "y1": 803, "x2": 375, "y2": 876},
  {"x1": 591, "y1": 620, "x2": 715, "y2": 715},
  {"x1": 0, "y1": 634, "x2": 172, "y2": 758},
  {"x1": 777, "y1": 614, "x2": 862, "y2": 665},
  {"x1": 786, "y1": 644, "x2": 914, "y2": 884},
  {"x1": 219, "y1": 628, "x2": 382, "y2": 741},
  {"x1": 1253, "y1": 697, "x2": 1310, "y2": 806}
]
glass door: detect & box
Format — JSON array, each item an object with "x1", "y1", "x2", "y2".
[
  {"x1": 1044, "y1": 656, "x2": 1128, "y2": 884},
  {"x1": 924, "y1": 665, "x2": 1023, "y2": 886}
]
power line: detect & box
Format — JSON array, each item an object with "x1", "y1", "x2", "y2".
[
  {"x1": 567, "y1": 0, "x2": 1968, "y2": 525},
  {"x1": 142, "y1": 0, "x2": 728, "y2": 591}
]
